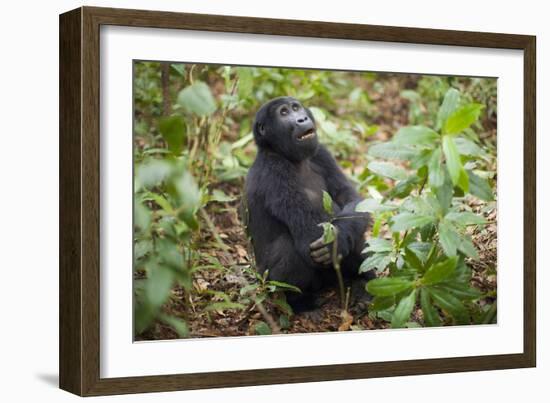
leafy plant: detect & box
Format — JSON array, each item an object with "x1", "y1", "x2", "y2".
[{"x1": 357, "y1": 88, "x2": 495, "y2": 328}]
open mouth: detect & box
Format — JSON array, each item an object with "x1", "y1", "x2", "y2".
[{"x1": 297, "y1": 128, "x2": 316, "y2": 141}]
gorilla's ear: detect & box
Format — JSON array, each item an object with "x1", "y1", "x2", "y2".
[{"x1": 254, "y1": 121, "x2": 266, "y2": 136}]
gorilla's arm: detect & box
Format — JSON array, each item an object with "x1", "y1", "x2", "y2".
[
  {"x1": 312, "y1": 145, "x2": 370, "y2": 257},
  {"x1": 252, "y1": 152, "x2": 326, "y2": 267}
]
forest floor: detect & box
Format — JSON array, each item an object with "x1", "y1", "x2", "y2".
[{"x1": 137, "y1": 75, "x2": 497, "y2": 341}]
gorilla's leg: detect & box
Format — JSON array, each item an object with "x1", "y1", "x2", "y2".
[{"x1": 261, "y1": 235, "x2": 322, "y2": 313}]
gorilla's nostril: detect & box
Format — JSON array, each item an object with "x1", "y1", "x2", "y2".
[{"x1": 297, "y1": 116, "x2": 309, "y2": 123}]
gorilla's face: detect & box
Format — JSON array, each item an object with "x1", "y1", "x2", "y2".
[{"x1": 253, "y1": 97, "x2": 319, "y2": 162}]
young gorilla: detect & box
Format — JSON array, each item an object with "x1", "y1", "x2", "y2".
[{"x1": 244, "y1": 96, "x2": 374, "y2": 313}]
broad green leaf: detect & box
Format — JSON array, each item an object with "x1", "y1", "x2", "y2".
[
  {"x1": 363, "y1": 238, "x2": 393, "y2": 253},
  {"x1": 174, "y1": 170, "x2": 200, "y2": 213},
  {"x1": 428, "y1": 147, "x2": 444, "y2": 188},
  {"x1": 390, "y1": 212, "x2": 435, "y2": 232},
  {"x1": 366, "y1": 277, "x2": 414, "y2": 297},
  {"x1": 170, "y1": 63, "x2": 185, "y2": 76},
  {"x1": 455, "y1": 137, "x2": 484, "y2": 156},
  {"x1": 420, "y1": 288, "x2": 441, "y2": 327},
  {"x1": 368, "y1": 142, "x2": 418, "y2": 160},
  {"x1": 442, "y1": 135, "x2": 469, "y2": 192},
  {"x1": 429, "y1": 287, "x2": 470, "y2": 325},
  {"x1": 369, "y1": 296, "x2": 395, "y2": 312},
  {"x1": 159, "y1": 115, "x2": 186, "y2": 154},
  {"x1": 319, "y1": 222, "x2": 336, "y2": 244},
  {"x1": 443, "y1": 103, "x2": 484, "y2": 134},
  {"x1": 159, "y1": 314, "x2": 189, "y2": 337},
  {"x1": 355, "y1": 198, "x2": 397, "y2": 214},
  {"x1": 359, "y1": 252, "x2": 392, "y2": 273},
  {"x1": 145, "y1": 263, "x2": 174, "y2": 309},
  {"x1": 436, "y1": 88, "x2": 460, "y2": 131},
  {"x1": 268, "y1": 281, "x2": 302, "y2": 293},
  {"x1": 481, "y1": 303, "x2": 497, "y2": 324},
  {"x1": 457, "y1": 234, "x2": 480, "y2": 260},
  {"x1": 438, "y1": 220, "x2": 460, "y2": 257},
  {"x1": 445, "y1": 211, "x2": 486, "y2": 226},
  {"x1": 467, "y1": 170, "x2": 494, "y2": 201},
  {"x1": 255, "y1": 321, "x2": 272, "y2": 335},
  {"x1": 143, "y1": 192, "x2": 174, "y2": 214},
  {"x1": 391, "y1": 289, "x2": 417, "y2": 328},
  {"x1": 273, "y1": 298, "x2": 294, "y2": 316},
  {"x1": 393, "y1": 125, "x2": 439, "y2": 146},
  {"x1": 134, "y1": 199, "x2": 151, "y2": 231},
  {"x1": 434, "y1": 169, "x2": 454, "y2": 214},
  {"x1": 177, "y1": 81, "x2": 216, "y2": 116},
  {"x1": 422, "y1": 256, "x2": 458, "y2": 285},
  {"x1": 434, "y1": 283, "x2": 483, "y2": 300},
  {"x1": 368, "y1": 161, "x2": 408, "y2": 181},
  {"x1": 136, "y1": 159, "x2": 172, "y2": 189},
  {"x1": 322, "y1": 191, "x2": 334, "y2": 216},
  {"x1": 404, "y1": 247, "x2": 423, "y2": 271}
]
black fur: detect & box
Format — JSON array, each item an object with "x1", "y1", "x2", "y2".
[{"x1": 244, "y1": 97, "x2": 373, "y2": 312}]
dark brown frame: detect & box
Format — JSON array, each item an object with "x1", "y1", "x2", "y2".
[{"x1": 59, "y1": 6, "x2": 536, "y2": 396}]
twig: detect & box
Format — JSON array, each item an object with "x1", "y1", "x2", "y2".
[
  {"x1": 255, "y1": 299, "x2": 281, "y2": 334},
  {"x1": 199, "y1": 208, "x2": 230, "y2": 251},
  {"x1": 331, "y1": 234, "x2": 346, "y2": 310}
]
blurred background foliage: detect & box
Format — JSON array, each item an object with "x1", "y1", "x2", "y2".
[{"x1": 133, "y1": 61, "x2": 497, "y2": 339}]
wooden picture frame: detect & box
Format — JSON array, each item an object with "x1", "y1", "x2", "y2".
[{"x1": 59, "y1": 6, "x2": 536, "y2": 396}]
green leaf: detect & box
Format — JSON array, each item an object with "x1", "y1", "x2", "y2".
[
  {"x1": 443, "y1": 103, "x2": 484, "y2": 134},
  {"x1": 359, "y1": 252, "x2": 392, "y2": 273},
  {"x1": 390, "y1": 212, "x2": 435, "y2": 232},
  {"x1": 467, "y1": 171, "x2": 494, "y2": 201},
  {"x1": 368, "y1": 161, "x2": 408, "y2": 181},
  {"x1": 318, "y1": 222, "x2": 336, "y2": 244},
  {"x1": 143, "y1": 192, "x2": 174, "y2": 214},
  {"x1": 322, "y1": 191, "x2": 334, "y2": 216},
  {"x1": 368, "y1": 142, "x2": 418, "y2": 160},
  {"x1": 393, "y1": 125, "x2": 439, "y2": 146},
  {"x1": 363, "y1": 238, "x2": 393, "y2": 253},
  {"x1": 355, "y1": 198, "x2": 397, "y2": 214},
  {"x1": 369, "y1": 296, "x2": 395, "y2": 312},
  {"x1": 134, "y1": 199, "x2": 151, "y2": 231},
  {"x1": 170, "y1": 63, "x2": 185, "y2": 76},
  {"x1": 391, "y1": 289, "x2": 417, "y2": 328},
  {"x1": 145, "y1": 263, "x2": 174, "y2": 309},
  {"x1": 436, "y1": 88, "x2": 460, "y2": 131},
  {"x1": 136, "y1": 159, "x2": 172, "y2": 189},
  {"x1": 434, "y1": 170, "x2": 453, "y2": 214},
  {"x1": 455, "y1": 137, "x2": 484, "y2": 156},
  {"x1": 268, "y1": 281, "x2": 302, "y2": 294},
  {"x1": 159, "y1": 314, "x2": 189, "y2": 337},
  {"x1": 177, "y1": 81, "x2": 216, "y2": 116},
  {"x1": 366, "y1": 277, "x2": 414, "y2": 297},
  {"x1": 158, "y1": 115, "x2": 186, "y2": 154},
  {"x1": 403, "y1": 247, "x2": 423, "y2": 271},
  {"x1": 254, "y1": 321, "x2": 272, "y2": 335},
  {"x1": 457, "y1": 234, "x2": 480, "y2": 260},
  {"x1": 434, "y1": 283, "x2": 483, "y2": 300},
  {"x1": 422, "y1": 256, "x2": 458, "y2": 285},
  {"x1": 428, "y1": 147, "x2": 444, "y2": 188},
  {"x1": 481, "y1": 303, "x2": 497, "y2": 324},
  {"x1": 429, "y1": 287, "x2": 470, "y2": 325},
  {"x1": 445, "y1": 211, "x2": 486, "y2": 226},
  {"x1": 438, "y1": 221, "x2": 460, "y2": 257},
  {"x1": 420, "y1": 288, "x2": 441, "y2": 327},
  {"x1": 442, "y1": 135, "x2": 469, "y2": 192}
]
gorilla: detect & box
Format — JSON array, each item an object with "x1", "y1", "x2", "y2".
[{"x1": 244, "y1": 96, "x2": 374, "y2": 312}]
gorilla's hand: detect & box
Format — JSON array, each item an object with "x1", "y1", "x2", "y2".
[{"x1": 309, "y1": 225, "x2": 344, "y2": 266}]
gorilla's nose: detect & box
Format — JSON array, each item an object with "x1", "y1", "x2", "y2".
[{"x1": 296, "y1": 115, "x2": 309, "y2": 124}]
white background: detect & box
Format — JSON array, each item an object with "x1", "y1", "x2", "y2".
[
  {"x1": 0, "y1": 0, "x2": 546, "y2": 401},
  {"x1": 101, "y1": 26, "x2": 524, "y2": 378}
]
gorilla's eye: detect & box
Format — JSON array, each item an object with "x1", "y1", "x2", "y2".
[
  {"x1": 280, "y1": 107, "x2": 289, "y2": 116},
  {"x1": 291, "y1": 103, "x2": 300, "y2": 111}
]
